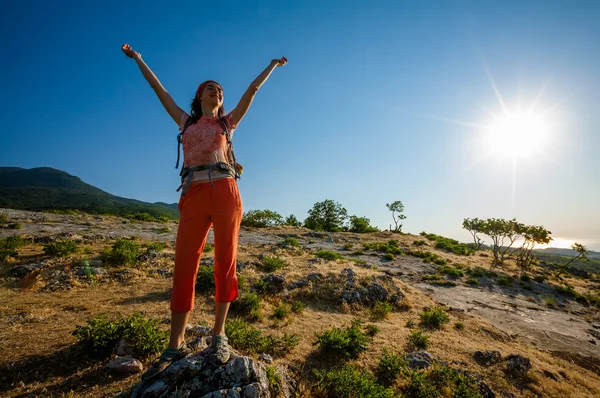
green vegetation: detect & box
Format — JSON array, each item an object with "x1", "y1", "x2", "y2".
[
  {"x1": 279, "y1": 237, "x2": 301, "y2": 248},
  {"x1": 143, "y1": 242, "x2": 167, "y2": 252},
  {"x1": 408, "y1": 330, "x2": 429, "y2": 349},
  {"x1": 103, "y1": 238, "x2": 140, "y2": 266},
  {"x1": 382, "y1": 253, "x2": 395, "y2": 261},
  {"x1": 315, "y1": 249, "x2": 344, "y2": 261},
  {"x1": 454, "y1": 322, "x2": 465, "y2": 330},
  {"x1": 241, "y1": 209, "x2": 283, "y2": 228},
  {"x1": 232, "y1": 293, "x2": 261, "y2": 320},
  {"x1": 466, "y1": 278, "x2": 480, "y2": 286},
  {"x1": 363, "y1": 240, "x2": 403, "y2": 255},
  {"x1": 284, "y1": 214, "x2": 302, "y2": 227},
  {"x1": 371, "y1": 301, "x2": 393, "y2": 320},
  {"x1": 43, "y1": 240, "x2": 78, "y2": 257},
  {"x1": 266, "y1": 366, "x2": 282, "y2": 396},
  {"x1": 407, "y1": 249, "x2": 445, "y2": 264},
  {"x1": 71, "y1": 312, "x2": 168, "y2": 359},
  {"x1": 365, "y1": 324, "x2": 380, "y2": 337},
  {"x1": 342, "y1": 243, "x2": 354, "y2": 251},
  {"x1": 405, "y1": 320, "x2": 415, "y2": 328},
  {"x1": 313, "y1": 366, "x2": 396, "y2": 398},
  {"x1": 405, "y1": 366, "x2": 482, "y2": 398},
  {"x1": 273, "y1": 303, "x2": 291, "y2": 320},
  {"x1": 225, "y1": 318, "x2": 299, "y2": 356},
  {"x1": 203, "y1": 243, "x2": 214, "y2": 253},
  {"x1": 420, "y1": 306, "x2": 450, "y2": 328},
  {"x1": 261, "y1": 255, "x2": 286, "y2": 272},
  {"x1": 304, "y1": 199, "x2": 348, "y2": 232},
  {"x1": 437, "y1": 265, "x2": 464, "y2": 278},
  {"x1": 386, "y1": 200, "x2": 406, "y2": 233},
  {"x1": 412, "y1": 240, "x2": 427, "y2": 247},
  {"x1": 352, "y1": 249, "x2": 365, "y2": 255},
  {"x1": 195, "y1": 265, "x2": 215, "y2": 292},
  {"x1": 348, "y1": 215, "x2": 380, "y2": 233},
  {"x1": 291, "y1": 301, "x2": 305, "y2": 314},
  {"x1": 313, "y1": 320, "x2": 372, "y2": 359},
  {"x1": 420, "y1": 232, "x2": 474, "y2": 256},
  {"x1": 376, "y1": 350, "x2": 408, "y2": 384},
  {"x1": 126, "y1": 212, "x2": 170, "y2": 223},
  {"x1": 0, "y1": 235, "x2": 27, "y2": 262},
  {"x1": 497, "y1": 275, "x2": 514, "y2": 286}
]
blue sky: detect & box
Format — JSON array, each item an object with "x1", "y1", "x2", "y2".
[{"x1": 1, "y1": 0, "x2": 599, "y2": 250}]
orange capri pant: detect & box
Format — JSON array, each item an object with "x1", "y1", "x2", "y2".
[{"x1": 171, "y1": 178, "x2": 242, "y2": 312}]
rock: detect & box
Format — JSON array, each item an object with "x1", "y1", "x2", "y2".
[
  {"x1": 307, "y1": 273, "x2": 324, "y2": 282},
  {"x1": 116, "y1": 339, "x2": 135, "y2": 356},
  {"x1": 478, "y1": 381, "x2": 495, "y2": 398},
  {"x1": 142, "y1": 380, "x2": 169, "y2": 397},
  {"x1": 189, "y1": 325, "x2": 213, "y2": 336},
  {"x1": 260, "y1": 274, "x2": 286, "y2": 293},
  {"x1": 258, "y1": 353, "x2": 273, "y2": 364},
  {"x1": 162, "y1": 317, "x2": 171, "y2": 324},
  {"x1": 90, "y1": 259, "x2": 103, "y2": 267},
  {"x1": 473, "y1": 350, "x2": 502, "y2": 366},
  {"x1": 157, "y1": 268, "x2": 172, "y2": 277},
  {"x1": 105, "y1": 356, "x2": 143, "y2": 374},
  {"x1": 287, "y1": 280, "x2": 308, "y2": 290},
  {"x1": 91, "y1": 267, "x2": 107, "y2": 275},
  {"x1": 189, "y1": 337, "x2": 209, "y2": 351},
  {"x1": 8, "y1": 263, "x2": 43, "y2": 278},
  {"x1": 366, "y1": 282, "x2": 389, "y2": 302},
  {"x1": 505, "y1": 354, "x2": 531, "y2": 377},
  {"x1": 407, "y1": 351, "x2": 434, "y2": 369},
  {"x1": 42, "y1": 269, "x2": 73, "y2": 291},
  {"x1": 201, "y1": 257, "x2": 215, "y2": 266},
  {"x1": 542, "y1": 370, "x2": 559, "y2": 381}
]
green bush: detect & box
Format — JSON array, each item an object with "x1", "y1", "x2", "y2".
[
  {"x1": 225, "y1": 318, "x2": 298, "y2": 356},
  {"x1": 413, "y1": 240, "x2": 427, "y2": 247},
  {"x1": 408, "y1": 330, "x2": 429, "y2": 349},
  {"x1": 372, "y1": 301, "x2": 393, "y2": 320},
  {"x1": 363, "y1": 240, "x2": 403, "y2": 255},
  {"x1": 421, "y1": 274, "x2": 442, "y2": 281},
  {"x1": 273, "y1": 303, "x2": 291, "y2": 320},
  {"x1": 377, "y1": 350, "x2": 408, "y2": 384},
  {"x1": 196, "y1": 265, "x2": 215, "y2": 292},
  {"x1": 420, "y1": 306, "x2": 450, "y2": 328},
  {"x1": 407, "y1": 250, "x2": 444, "y2": 264},
  {"x1": 0, "y1": 235, "x2": 27, "y2": 261},
  {"x1": 382, "y1": 253, "x2": 395, "y2": 261},
  {"x1": 7, "y1": 222, "x2": 22, "y2": 229},
  {"x1": 232, "y1": 293, "x2": 261, "y2": 320},
  {"x1": 543, "y1": 295, "x2": 558, "y2": 307},
  {"x1": 279, "y1": 237, "x2": 300, "y2": 248},
  {"x1": 252, "y1": 279, "x2": 268, "y2": 295},
  {"x1": 534, "y1": 275, "x2": 547, "y2": 283},
  {"x1": 158, "y1": 225, "x2": 171, "y2": 233},
  {"x1": 291, "y1": 301, "x2": 305, "y2": 314},
  {"x1": 127, "y1": 213, "x2": 169, "y2": 223},
  {"x1": 284, "y1": 214, "x2": 302, "y2": 227},
  {"x1": 497, "y1": 275, "x2": 514, "y2": 286},
  {"x1": 405, "y1": 320, "x2": 415, "y2": 328},
  {"x1": 266, "y1": 366, "x2": 282, "y2": 396},
  {"x1": 343, "y1": 243, "x2": 354, "y2": 251},
  {"x1": 242, "y1": 209, "x2": 284, "y2": 228},
  {"x1": 261, "y1": 255, "x2": 286, "y2": 272},
  {"x1": 313, "y1": 320, "x2": 371, "y2": 359},
  {"x1": 433, "y1": 258, "x2": 447, "y2": 266},
  {"x1": 203, "y1": 243, "x2": 214, "y2": 253},
  {"x1": 467, "y1": 267, "x2": 486, "y2": 278},
  {"x1": 313, "y1": 366, "x2": 396, "y2": 398},
  {"x1": 405, "y1": 365, "x2": 482, "y2": 398},
  {"x1": 348, "y1": 215, "x2": 380, "y2": 233},
  {"x1": 315, "y1": 250, "x2": 344, "y2": 261},
  {"x1": 103, "y1": 238, "x2": 139, "y2": 266},
  {"x1": 466, "y1": 278, "x2": 480, "y2": 286},
  {"x1": 0, "y1": 214, "x2": 7, "y2": 226},
  {"x1": 143, "y1": 242, "x2": 167, "y2": 252},
  {"x1": 71, "y1": 312, "x2": 167, "y2": 359},
  {"x1": 454, "y1": 322, "x2": 465, "y2": 330},
  {"x1": 520, "y1": 274, "x2": 531, "y2": 282},
  {"x1": 43, "y1": 240, "x2": 78, "y2": 257},
  {"x1": 437, "y1": 265, "x2": 464, "y2": 278},
  {"x1": 352, "y1": 250, "x2": 365, "y2": 255},
  {"x1": 365, "y1": 324, "x2": 380, "y2": 337},
  {"x1": 419, "y1": 232, "x2": 474, "y2": 256}
]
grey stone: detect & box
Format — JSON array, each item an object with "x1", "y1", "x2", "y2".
[
  {"x1": 287, "y1": 280, "x2": 308, "y2": 290},
  {"x1": 258, "y1": 353, "x2": 273, "y2": 364},
  {"x1": 505, "y1": 354, "x2": 531, "y2": 376},
  {"x1": 141, "y1": 380, "x2": 168, "y2": 398},
  {"x1": 8, "y1": 263, "x2": 43, "y2": 278},
  {"x1": 199, "y1": 388, "x2": 242, "y2": 398},
  {"x1": 105, "y1": 356, "x2": 143, "y2": 374},
  {"x1": 261, "y1": 274, "x2": 286, "y2": 293},
  {"x1": 473, "y1": 350, "x2": 502, "y2": 366},
  {"x1": 366, "y1": 282, "x2": 389, "y2": 302},
  {"x1": 189, "y1": 325, "x2": 213, "y2": 336},
  {"x1": 307, "y1": 273, "x2": 324, "y2": 282},
  {"x1": 407, "y1": 351, "x2": 434, "y2": 369},
  {"x1": 116, "y1": 339, "x2": 135, "y2": 356}
]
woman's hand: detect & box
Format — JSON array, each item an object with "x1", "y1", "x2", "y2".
[
  {"x1": 271, "y1": 56, "x2": 288, "y2": 67},
  {"x1": 121, "y1": 43, "x2": 140, "y2": 59}
]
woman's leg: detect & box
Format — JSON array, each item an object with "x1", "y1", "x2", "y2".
[
  {"x1": 213, "y1": 301, "x2": 231, "y2": 336},
  {"x1": 169, "y1": 184, "x2": 213, "y2": 348}
]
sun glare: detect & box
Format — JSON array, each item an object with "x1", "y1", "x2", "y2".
[{"x1": 486, "y1": 112, "x2": 548, "y2": 158}]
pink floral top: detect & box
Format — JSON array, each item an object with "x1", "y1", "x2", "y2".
[{"x1": 179, "y1": 111, "x2": 237, "y2": 184}]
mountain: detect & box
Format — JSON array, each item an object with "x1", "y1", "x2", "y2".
[
  {"x1": 534, "y1": 247, "x2": 600, "y2": 259},
  {"x1": 0, "y1": 167, "x2": 179, "y2": 220}
]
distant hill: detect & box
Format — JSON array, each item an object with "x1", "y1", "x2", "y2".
[
  {"x1": 0, "y1": 167, "x2": 179, "y2": 220},
  {"x1": 534, "y1": 247, "x2": 600, "y2": 259}
]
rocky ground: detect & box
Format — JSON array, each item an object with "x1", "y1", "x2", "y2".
[{"x1": 1, "y1": 208, "x2": 599, "y2": 397}]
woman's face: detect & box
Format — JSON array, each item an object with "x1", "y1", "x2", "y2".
[{"x1": 201, "y1": 82, "x2": 223, "y2": 107}]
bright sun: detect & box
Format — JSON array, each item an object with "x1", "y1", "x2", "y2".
[{"x1": 486, "y1": 112, "x2": 548, "y2": 158}]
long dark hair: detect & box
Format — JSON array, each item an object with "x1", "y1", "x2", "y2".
[{"x1": 183, "y1": 94, "x2": 226, "y2": 131}]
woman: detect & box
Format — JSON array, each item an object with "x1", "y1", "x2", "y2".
[{"x1": 121, "y1": 43, "x2": 287, "y2": 379}]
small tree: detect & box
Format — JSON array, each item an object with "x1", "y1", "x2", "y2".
[
  {"x1": 304, "y1": 200, "x2": 348, "y2": 232},
  {"x1": 284, "y1": 214, "x2": 302, "y2": 227},
  {"x1": 556, "y1": 243, "x2": 590, "y2": 277},
  {"x1": 241, "y1": 210, "x2": 284, "y2": 228},
  {"x1": 462, "y1": 218, "x2": 485, "y2": 250},
  {"x1": 348, "y1": 216, "x2": 380, "y2": 233},
  {"x1": 386, "y1": 201, "x2": 406, "y2": 232},
  {"x1": 478, "y1": 218, "x2": 522, "y2": 269},
  {"x1": 515, "y1": 225, "x2": 552, "y2": 275}
]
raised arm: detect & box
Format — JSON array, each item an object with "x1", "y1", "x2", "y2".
[
  {"x1": 230, "y1": 57, "x2": 287, "y2": 127},
  {"x1": 121, "y1": 44, "x2": 185, "y2": 126}
]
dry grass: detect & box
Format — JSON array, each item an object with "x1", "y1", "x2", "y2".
[{"x1": 1, "y1": 224, "x2": 599, "y2": 397}]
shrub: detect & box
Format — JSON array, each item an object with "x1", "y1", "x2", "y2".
[
  {"x1": 434, "y1": 258, "x2": 447, "y2": 266},
  {"x1": 266, "y1": 366, "x2": 282, "y2": 396},
  {"x1": 467, "y1": 267, "x2": 486, "y2": 278},
  {"x1": 196, "y1": 265, "x2": 215, "y2": 292},
  {"x1": 365, "y1": 324, "x2": 380, "y2": 337},
  {"x1": 315, "y1": 250, "x2": 344, "y2": 261},
  {"x1": 413, "y1": 240, "x2": 427, "y2": 247},
  {"x1": 7, "y1": 222, "x2": 22, "y2": 229},
  {"x1": 534, "y1": 275, "x2": 547, "y2": 283},
  {"x1": 291, "y1": 301, "x2": 305, "y2": 314},
  {"x1": 420, "y1": 232, "x2": 474, "y2": 256},
  {"x1": 382, "y1": 253, "x2": 394, "y2": 261},
  {"x1": 252, "y1": 279, "x2": 268, "y2": 295},
  {"x1": 284, "y1": 214, "x2": 302, "y2": 227},
  {"x1": 497, "y1": 275, "x2": 514, "y2": 286},
  {"x1": 241, "y1": 209, "x2": 283, "y2": 228},
  {"x1": 520, "y1": 274, "x2": 531, "y2": 282},
  {"x1": 363, "y1": 240, "x2": 403, "y2": 255},
  {"x1": 143, "y1": 242, "x2": 167, "y2": 252},
  {"x1": 437, "y1": 265, "x2": 464, "y2": 278},
  {"x1": 408, "y1": 330, "x2": 429, "y2": 349},
  {"x1": 466, "y1": 278, "x2": 480, "y2": 286},
  {"x1": 304, "y1": 199, "x2": 349, "y2": 232},
  {"x1": 279, "y1": 237, "x2": 300, "y2": 248},
  {"x1": 232, "y1": 293, "x2": 261, "y2": 320},
  {"x1": 273, "y1": 303, "x2": 291, "y2": 320},
  {"x1": 313, "y1": 366, "x2": 396, "y2": 398},
  {"x1": 71, "y1": 312, "x2": 167, "y2": 359},
  {"x1": 454, "y1": 322, "x2": 465, "y2": 330},
  {"x1": 352, "y1": 250, "x2": 365, "y2": 255},
  {"x1": 377, "y1": 350, "x2": 408, "y2": 384},
  {"x1": 420, "y1": 306, "x2": 450, "y2": 328},
  {"x1": 0, "y1": 235, "x2": 27, "y2": 261},
  {"x1": 348, "y1": 215, "x2": 380, "y2": 233},
  {"x1": 0, "y1": 213, "x2": 7, "y2": 226},
  {"x1": 405, "y1": 320, "x2": 415, "y2": 328},
  {"x1": 44, "y1": 240, "x2": 78, "y2": 257},
  {"x1": 103, "y1": 238, "x2": 139, "y2": 266},
  {"x1": 342, "y1": 243, "x2": 354, "y2": 251},
  {"x1": 158, "y1": 225, "x2": 171, "y2": 233},
  {"x1": 203, "y1": 243, "x2": 214, "y2": 253},
  {"x1": 372, "y1": 301, "x2": 393, "y2": 320},
  {"x1": 225, "y1": 318, "x2": 298, "y2": 356},
  {"x1": 421, "y1": 274, "x2": 442, "y2": 281},
  {"x1": 261, "y1": 255, "x2": 285, "y2": 272},
  {"x1": 313, "y1": 320, "x2": 371, "y2": 359},
  {"x1": 405, "y1": 365, "x2": 481, "y2": 398},
  {"x1": 543, "y1": 295, "x2": 558, "y2": 307}
]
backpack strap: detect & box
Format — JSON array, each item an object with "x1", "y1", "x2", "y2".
[
  {"x1": 217, "y1": 116, "x2": 240, "y2": 180},
  {"x1": 176, "y1": 115, "x2": 193, "y2": 169}
]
